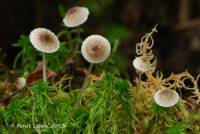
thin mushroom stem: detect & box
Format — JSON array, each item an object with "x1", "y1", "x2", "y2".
[
  {"x1": 42, "y1": 52, "x2": 47, "y2": 82},
  {"x1": 135, "y1": 72, "x2": 142, "y2": 103},
  {"x1": 73, "y1": 27, "x2": 81, "y2": 56},
  {"x1": 80, "y1": 63, "x2": 93, "y2": 96},
  {"x1": 0, "y1": 89, "x2": 22, "y2": 103}
]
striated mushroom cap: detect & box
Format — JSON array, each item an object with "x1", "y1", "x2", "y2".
[
  {"x1": 154, "y1": 88, "x2": 179, "y2": 107},
  {"x1": 81, "y1": 35, "x2": 111, "y2": 63},
  {"x1": 30, "y1": 28, "x2": 60, "y2": 53},
  {"x1": 63, "y1": 6, "x2": 89, "y2": 27},
  {"x1": 133, "y1": 56, "x2": 151, "y2": 72}
]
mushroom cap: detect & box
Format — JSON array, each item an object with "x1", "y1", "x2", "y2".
[
  {"x1": 15, "y1": 77, "x2": 26, "y2": 89},
  {"x1": 154, "y1": 88, "x2": 179, "y2": 107},
  {"x1": 30, "y1": 28, "x2": 60, "y2": 53},
  {"x1": 81, "y1": 35, "x2": 111, "y2": 63},
  {"x1": 63, "y1": 6, "x2": 89, "y2": 27},
  {"x1": 133, "y1": 56, "x2": 151, "y2": 72}
]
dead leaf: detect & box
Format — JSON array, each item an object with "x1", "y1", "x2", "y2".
[{"x1": 27, "y1": 62, "x2": 57, "y2": 84}]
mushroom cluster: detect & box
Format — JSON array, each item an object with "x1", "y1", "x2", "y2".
[
  {"x1": 28, "y1": 6, "x2": 111, "y2": 90},
  {"x1": 133, "y1": 26, "x2": 181, "y2": 108}
]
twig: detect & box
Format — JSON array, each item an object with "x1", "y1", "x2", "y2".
[{"x1": 0, "y1": 89, "x2": 22, "y2": 103}]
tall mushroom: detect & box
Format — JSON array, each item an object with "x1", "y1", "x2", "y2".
[
  {"x1": 81, "y1": 35, "x2": 111, "y2": 93},
  {"x1": 30, "y1": 28, "x2": 60, "y2": 82}
]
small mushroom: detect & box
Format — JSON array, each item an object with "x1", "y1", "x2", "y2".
[
  {"x1": 0, "y1": 77, "x2": 27, "y2": 104},
  {"x1": 80, "y1": 35, "x2": 111, "y2": 98},
  {"x1": 154, "y1": 88, "x2": 179, "y2": 107},
  {"x1": 30, "y1": 28, "x2": 60, "y2": 82},
  {"x1": 15, "y1": 77, "x2": 26, "y2": 89},
  {"x1": 63, "y1": 6, "x2": 89, "y2": 28},
  {"x1": 133, "y1": 56, "x2": 151, "y2": 72}
]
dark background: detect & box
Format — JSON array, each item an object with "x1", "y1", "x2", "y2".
[{"x1": 0, "y1": 0, "x2": 200, "y2": 77}]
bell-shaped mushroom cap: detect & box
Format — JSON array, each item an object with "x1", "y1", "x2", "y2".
[
  {"x1": 81, "y1": 35, "x2": 111, "y2": 63},
  {"x1": 15, "y1": 77, "x2": 26, "y2": 89},
  {"x1": 154, "y1": 88, "x2": 179, "y2": 107},
  {"x1": 63, "y1": 6, "x2": 89, "y2": 27},
  {"x1": 133, "y1": 56, "x2": 151, "y2": 72},
  {"x1": 30, "y1": 28, "x2": 60, "y2": 53}
]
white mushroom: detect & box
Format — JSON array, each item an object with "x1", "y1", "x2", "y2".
[
  {"x1": 15, "y1": 77, "x2": 26, "y2": 89},
  {"x1": 63, "y1": 6, "x2": 89, "y2": 27},
  {"x1": 154, "y1": 88, "x2": 179, "y2": 107},
  {"x1": 29, "y1": 28, "x2": 60, "y2": 82},
  {"x1": 30, "y1": 28, "x2": 60, "y2": 53},
  {"x1": 81, "y1": 35, "x2": 111, "y2": 64},
  {"x1": 133, "y1": 56, "x2": 151, "y2": 73},
  {"x1": 80, "y1": 35, "x2": 111, "y2": 99}
]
